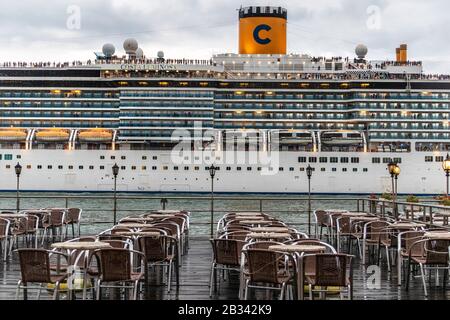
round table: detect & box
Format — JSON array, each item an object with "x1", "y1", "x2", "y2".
[
  {"x1": 234, "y1": 216, "x2": 267, "y2": 221},
  {"x1": 390, "y1": 222, "x2": 423, "y2": 230},
  {"x1": 341, "y1": 212, "x2": 370, "y2": 217},
  {"x1": 249, "y1": 227, "x2": 289, "y2": 233},
  {"x1": 115, "y1": 231, "x2": 161, "y2": 238},
  {"x1": 0, "y1": 214, "x2": 28, "y2": 219},
  {"x1": 238, "y1": 220, "x2": 273, "y2": 225},
  {"x1": 144, "y1": 214, "x2": 175, "y2": 219},
  {"x1": 424, "y1": 232, "x2": 450, "y2": 240},
  {"x1": 268, "y1": 244, "x2": 326, "y2": 253},
  {"x1": 234, "y1": 212, "x2": 264, "y2": 216},
  {"x1": 247, "y1": 232, "x2": 291, "y2": 240},
  {"x1": 116, "y1": 223, "x2": 151, "y2": 228}
]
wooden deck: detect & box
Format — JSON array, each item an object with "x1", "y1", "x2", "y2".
[{"x1": 1, "y1": 237, "x2": 449, "y2": 300}]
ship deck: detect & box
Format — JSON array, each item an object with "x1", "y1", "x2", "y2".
[{"x1": 1, "y1": 236, "x2": 449, "y2": 300}]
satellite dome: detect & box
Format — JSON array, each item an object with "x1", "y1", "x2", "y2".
[
  {"x1": 157, "y1": 51, "x2": 164, "y2": 59},
  {"x1": 102, "y1": 43, "x2": 115, "y2": 57},
  {"x1": 136, "y1": 48, "x2": 144, "y2": 59},
  {"x1": 123, "y1": 38, "x2": 138, "y2": 53},
  {"x1": 355, "y1": 44, "x2": 368, "y2": 59}
]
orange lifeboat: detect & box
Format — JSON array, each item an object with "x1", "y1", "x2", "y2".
[
  {"x1": 35, "y1": 129, "x2": 70, "y2": 142},
  {"x1": 0, "y1": 128, "x2": 27, "y2": 141},
  {"x1": 78, "y1": 129, "x2": 113, "y2": 142}
]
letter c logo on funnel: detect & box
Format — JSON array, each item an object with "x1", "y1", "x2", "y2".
[{"x1": 253, "y1": 24, "x2": 272, "y2": 45}]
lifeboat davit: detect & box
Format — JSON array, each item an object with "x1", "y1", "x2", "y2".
[
  {"x1": 35, "y1": 129, "x2": 70, "y2": 142},
  {"x1": 321, "y1": 131, "x2": 364, "y2": 146},
  {"x1": 0, "y1": 129, "x2": 27, "y2": 141},
  {"x1": 78, "y1": 129, "x2": 113, "y2": 142}
]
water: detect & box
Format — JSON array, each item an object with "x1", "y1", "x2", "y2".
[{"x1": 0, "y1": 192, "x2": 420, "y2": 236}]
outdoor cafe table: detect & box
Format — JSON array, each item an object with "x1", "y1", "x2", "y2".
[
  {"x1": 51, "y1": 241, "x2": 111, "y2": 299},
  {"x1": 234, "y1": 212, "x2": 264, "y2": 216},
  {"x1": 269, "y1": 244, "x2": 326, "y2": 300},
  {"x1": 234, "y1": 216, "x2": 267, "y2": 221},
  {"x1": 424, "y1": 231, "x2": 450, "y2": 240},
  {"x1": 116, "y1": 223, "x2": 152, "y2": 228},
  {"x1": 0, "y1": 213, "x2": 28, "y2": 219},
  {"x1": 144, "y1": 214, "x2": 176, "y2": 219},
  {"x1": 249, "y1": 227, "x2": 289, "y2": 233},
  {"x1": 239, "y1": 220, "x2": 273, "y2": 226},
  {"x1": 115, "y1": 231, "x2": 161, "y2": 238},
  {"x1": 341, "y1": 212, "x2": 371, "y2": 217},
  {"x1": 247, "y1": 232, "x2": 291, "y2": 241}
]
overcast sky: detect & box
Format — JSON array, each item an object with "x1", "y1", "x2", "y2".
[{"x1": 0, "y1": 0, "x2": 449, "y2": 73}]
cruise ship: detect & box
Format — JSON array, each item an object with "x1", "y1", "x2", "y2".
[{"x1": 0, "y1": 6, "x2": 449, "y2": 195}]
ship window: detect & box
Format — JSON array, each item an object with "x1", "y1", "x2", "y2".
[
  {"x1": 332, "y1": 168, "x2": 337, "y2": 172},
  {"x1": 340, "y1": 157, "x2": 349, "y2": 163},
  {"x1": 152, "y1": 166, "x2": 157, "y2": 170},
  {"x1": 16, "y1": 155, "x2": 21, "y2": 159},
  {"x1": 237, "y1": 167, "x2": 242, "y2": 171},
  {"x1": 184, "y1": 166, "x2": 189, "y2": 171},
  {"x1": 393, "y1": 157, "x2": 402, "y2": 164},
  {"x1": 37, "y1": 165, "x2": 42, "y2": 169},
  {"x1": 436, "y1": 156, "x2": 444, "y2": 162},
  {"x1": 300, "y1": 167, "x2": 305, "y2": 171},
  {"x1": 279, "y1": 167, "x2": 284, "y2": 171},
  {"x1": 298, "y1": 157, "x2": 306, "y2": 163},
  {"x1": 26, "y1": 165, "x2": 31, "y2": 169},
  {"x1": 289, "y1": 167, "x2": 294, "y2": 171},
  {"x1": 383, "y1": 158, "x2": 391, "y2": 164},
  {"x1": 174, "y1": 166, "x2": 178, "y2": 171},
  {"x1": 351, "y1": 157, "x2": 359, "y2": 163},
  {"x1": 363, "y1": 168, "x2": 368, "y2": 172},
  {"x1": 121, "y1": 156, "x2": 126, "y2": 160},
  {"x1": 6, "y1": 165, "x2": 10, "y2": 169},
  {"x1": 163, "y1": 166, "x2": 168, "y2": 170},
  {"x1": 342, "y1": 168, "x2": 347, "y2": 172},
  {"x1": 226, "y1": 167, "x2": 231, "y2": 171},
  {"x1": 308, "y1": 157, "x2": 317, "y2": 163},
  {"x1": 372, "y1": 157, "x2": 380, "y2": 164},
  {"x1": 0, "y1": 155, "x2": 2, "y2": 160},
  {"x1": 195, "y1": 157, "x2": 199, "y2": 161},
  {"x1": 321, "y1": 168, "x2": 326, "y2": 172},
  {"x1": 100, "y1": 166, "x2": 105, "y2": 170},
  {"x1": 121, "y1": 166, "x2": 126, "y2": 170},
  {"x1": 194, "y1": 166, "x2": 199, "y2": 171},
  {"x1": 142, "y1": 166, "x2": 146, "y2": 170},
  {"x1": 152, "y1": 156, "x2": 157, "y2": 160},
  {"x1": 4, "y1": 154, "x2": 12, "y2": 160},
  {"x1": 100, "y1": 156, "x2": 105, "y2": 160},
  {"x1": 142, "y1": 156, "x2": 147, "y2": 160},
  {"x1": 110, "y1": 156, "x2": 115, "y2": 160},
  {"x1": 131, "y1": 166, "x2": 137, "y2": 170},
  {"x1": 319, "y1": 157, "x2": 327, "y2": 163},
  {"x1": 47, "y1": 165, "x2": 52, "y2": 169},
  {"x1": 330, "y1": 157, "x2": 338, "y2": 163},
  {"x1": 58, "y1": 165, "x2": 63, "y2": 170},
  {"x1": 353, "y1": 168, "x2": 358, "y2": 172},
  {"x1": 425, "y1": 156, "x2": 433, "y2": 162},
  {"x1": 79, "y1": 166, "x2": 83, "y2": 169},
  {"x1": 247, "y1": 167, "x2": 252, "y2": 171},
  {"x1": 68, "y1": 165, "x2": 73, "y2": 170}
]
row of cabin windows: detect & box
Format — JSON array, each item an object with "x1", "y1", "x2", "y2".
[
  {"x1": 0, "y1": 154, "x2": 19, "y2": 160},
  {"x1": 100, "y1": 155, "x2": 157, "y2": 161},
  {"x1": 372, "y1": 157, "x2": 402, "y2": 164},
  {"x1": 4, "y1": 164, "x2": 368, "y2": 173},
  {"x1": 298, "y1": 157, "x2": 360, "y2": 164},
  {"x1": 425, "y1": 156, "x2": 445, "y2": 162}
]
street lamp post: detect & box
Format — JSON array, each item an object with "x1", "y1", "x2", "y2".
[
  {"x1": 388, "y1": 160, "x2": 400, "y2": 219},
  {"x1": 112, "y1": 163, "x2": 119, "y2": 225},
  {"x1": 306, "y1": 165, "x2": 313, "y2": 236},
  {"x1": 209, "y1": 165, "x2": 218, "y2": 238},
  {"x1": 442, "y1": 154, "x2": 450, "y2": 197},
  {"x1": 15, "y1": 163, "x2": 22, "y2": 212}
]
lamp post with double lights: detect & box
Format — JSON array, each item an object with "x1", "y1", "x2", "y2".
[
  {"x1": 209, "y1": 165, "x2": 219, "y2": 238},
  {"x1": 306, "y1": 165, "x2": 313, "y2": 236},
  {"x1": 387, "y1": 161, "x2": 401, "y2": 219},
  {"x1": 112, "y1": 163, "x2": 119, "y2": 225},
  {"x1": 442, "y1": 154, "x2": 450, "y2": 197},
  {"x1": 15, "y1": 163, "x2": 22, "y2": 212}
]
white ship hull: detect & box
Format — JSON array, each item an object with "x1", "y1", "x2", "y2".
[{"x1": 0, "y1": 149, "x2": 447, "y2": 195}]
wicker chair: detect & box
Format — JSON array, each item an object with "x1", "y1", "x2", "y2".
[
  {"x1": 361, "y1": 220, "x2": 390, "y2": 265},
  {"x1": 302, "y1": 253, "x2": 354, "y2": 300},
  {"x1": 397, "y1": 230, "x2": 426, "y2": 285},
  {"x1": 138, "y1": 235, "x2": 179, "y2": 293},
  {"x1": 25, "y1": 215, "x2": 39, "y2": 248},
  {"x1": 91, "y1": 248, "x2": 146, "y2": 300},
  {"x1": 243, "y1": 249, "x2": 296, "y2": 300},
  {"x1": 41, "y1": 210, "x2": 66, "y2": 245},
  {"x1": 9, "y1": 217, "x2": 28, "y2": 254},
  {"x1": 405, "y1": 238, "x2": 450, "y2": 296},
  {"x1": 335, "y1": 216, "x2": 362, "y2": 257},
  {"x1": 313, "y1": 210, "x2": 332, "y2": 240},
  {"x1": 64, "y1": 208, "x2": 82, "y2": 238},
  {"x1": 16, "y1": 248, "x2": 69, "y2": 300},
  {"x1": 0, "y1": 218, "x2": 11, "y2": 261},
  {"x1": 209, "y1": 238, "x2": 246, "y2": 297}
]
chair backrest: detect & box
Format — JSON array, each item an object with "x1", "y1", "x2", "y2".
[
  {"x1": 246, "y1": 249, "x2": 285, "y2": 284},
  {"x1": 242, "y1": 241, "x2": 283, "y2": 250},
  {"x1": 138, "y1": 235, "x2": 170, "y2": 262},
  {"x1": 18, "y1": 249, "x2": 52, "y2": 283},
  {"x1": 211, "y1": 238, "x2": 243, "y2": 266},
  {"x1": 152, "y1": 222, "x2": 180, "y2": 238},
  {"x1": 13, "y1": 217, "x2": 28, "y2": 234},
  {"x1": 110, "y1": 227, "x2": 134, "y2": 235},
  {"x1": 336, "y1": 216, "x2": 352, "y2": 234},
  {"x1": 309, "y1": 254, "x2": 352, "y2": 287},
  {"x1": 285, "y1": 239, "x2": 337, "y2": 253},
  {"x1": 424, "y1": 239, "x2": 450, "y2": 264},
  {"x1": 49, "y1": 210, "x2": 65, "y2": 227},
  {"x1": 221, "y1": 230, "x2": 250, "y2": 241},
  {"x1": 164, "y1": 216, "x2": 186, "y2": 233},
  {"x1": 0, "y1": 218, "x2": 10, "y2": 237},
  {"x1": 289, "y1": 230, "x2": 309, "y2": 239},
  {"x1": 313, "y1": 210, "x2": 328, "y2": 226},
  {"x1": 26, "y1": 215, "x2": 39, "y2": 233},
  {"x1": 102, "y1": 239, "x2": 132, "y2": 249},
  {"x1": 95, "y1": 248, "x2": 132, "y2": 282},
  {"x1": 402, "y1": 231, "x2": 425, "y2": 256},
  {"x1": 364, "y1": 220, "x2": 389, "y2": 241},
  {"x1": 67, "y1": 208, "x2": 82, "y2": 223}
]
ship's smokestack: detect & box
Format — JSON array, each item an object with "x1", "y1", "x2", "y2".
[
  {"x1": 238, "y1": 6, "x2": 287, "y2": 55},
  {"x1": 399, "y1": 44, "x2": 407, "y2": 63},
  {"x1": 396, "y1": 47, "x2": 401, "y2": 62}
]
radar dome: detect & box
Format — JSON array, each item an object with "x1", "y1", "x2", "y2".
[
  {"x1": 355, "y1": 44, "x2": 368, "y2": 59},
  {"x1": 102, "y1": 43, "x2": 115, "y2": 57},
  {"x1": 136, "y1": 48, "x2": 144, "y2": 58},
  {"x1": 157, "y1": 51, "x2": 164, "y2": 59},
  {"x1": 123, "y1": 38, "x2": 138, "y2": 53}
]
